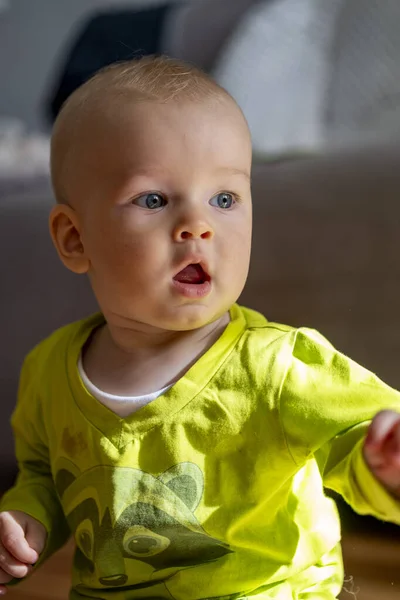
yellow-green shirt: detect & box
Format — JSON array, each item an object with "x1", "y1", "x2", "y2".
[{"x1": 2, "y1": 304, "x2": 400, "y2": 599}]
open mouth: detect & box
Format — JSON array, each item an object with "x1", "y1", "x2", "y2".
[{"x1": 173, "y1": 263, "x2": 210, "y2": 285}]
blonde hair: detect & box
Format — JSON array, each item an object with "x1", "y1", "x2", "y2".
[
  {"x1": 78, "y1": 54, "x2": 226, "y2": 102},
  {"x1": 51, "y1": 55, "x2": 235, "y2": 202}
]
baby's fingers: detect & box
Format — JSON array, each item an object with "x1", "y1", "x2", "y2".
[
  {"x1": 0, "y1": 543, "x2": 32, "y2": 579},
  {"x1": 0, "y1": 514, "x2": 38, "y2": 565},
  {"x1": 364, "y1": 410, "x2": 400, "y2": 465},
  {"x1": 0, "y1": 565, "x2": 14, "y2": 585},
  {"x1": 0, "y1": 563, "x2": 27, "y2": 596},
  {"x1": 363, "y1": 411, "x2": 400, "y2": 496}
]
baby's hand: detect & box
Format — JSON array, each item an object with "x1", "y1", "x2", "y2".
[
  {"x1": 0, "y1": 510, "x2": 46, "y2": 595},
  {"x1": 363, "y1": 409, "x2": 400, "y2": 499}
]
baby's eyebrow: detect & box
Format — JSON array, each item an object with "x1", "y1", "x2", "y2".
[{"x1": 219, "y1": 167, "x2": 251, "y2": 181}]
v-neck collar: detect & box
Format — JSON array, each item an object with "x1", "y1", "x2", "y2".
[{"x1": 66, "y1": 305, "x2": 246, "y2": 448}]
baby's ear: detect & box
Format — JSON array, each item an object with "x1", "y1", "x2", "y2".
[{"x1": 49, "y1": 204, "x2": 89, "y2": 274}]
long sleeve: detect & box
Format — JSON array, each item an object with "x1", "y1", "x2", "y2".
[
  {"x1": 0, "y1": 350, "x2": 71, "y2": 564},
  {"x1": 279, "y1": 328, "x2": 400, "y2": 523}
]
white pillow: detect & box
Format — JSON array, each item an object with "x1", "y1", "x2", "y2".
[
  {"x1": 326, "y1": 0, "x2": 400, "y2": 147},
  {"x1": 212, "y1": 0, "x2": 344, "y2": 158}
]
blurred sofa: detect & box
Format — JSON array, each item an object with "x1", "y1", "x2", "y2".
[{"x1": 2, "y1": 146, "x2": 400, "y2": 490}]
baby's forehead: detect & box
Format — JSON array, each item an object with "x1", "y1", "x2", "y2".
[
  {"x1": 62, "y1": 91, "x2": 249, "y2": 152},
  {"x1": 52, "y1": 89, "x2": 250, "y2": 205}
]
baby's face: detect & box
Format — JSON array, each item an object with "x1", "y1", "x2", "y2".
[{"x1": 67, "y1": 98, "x2": 252, "y2": 332}]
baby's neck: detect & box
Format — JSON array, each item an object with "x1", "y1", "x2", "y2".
[{"x1": 82, "y1": 313, "x2": 230, "y2": 396}]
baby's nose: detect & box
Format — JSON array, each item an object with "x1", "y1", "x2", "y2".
[{"x1": 173, "y1": 220, "x2": 214, "y2": 241}]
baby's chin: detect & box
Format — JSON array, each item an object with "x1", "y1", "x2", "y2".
[
  {"x1": 151, "y1": 307, "x2": 230, "y2": 333},
  {"x1": 106, "y1": 304, "x2": 231, "y2": 335}
]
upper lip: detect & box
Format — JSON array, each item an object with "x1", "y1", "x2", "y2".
[{"x1": 173, "y1": 256, "x2": 211, "y2": 280}]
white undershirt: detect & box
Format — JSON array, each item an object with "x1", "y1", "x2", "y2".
[{"x1": 78, "y1": 355, "x2": 171, "y2": 418}]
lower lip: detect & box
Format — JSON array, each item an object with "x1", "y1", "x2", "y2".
[{"x1": 172, "y1": 279, "x2": 212, "y2": 298}]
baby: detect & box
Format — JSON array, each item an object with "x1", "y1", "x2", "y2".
[{"x1": 0, "y1": 56, "x2": 400, "y2": 600}]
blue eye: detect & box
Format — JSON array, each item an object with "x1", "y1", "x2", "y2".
[
  {"x1": 133, "y1": 193, "x2": 166, "y2": 209},
  {"x1": 210, "y1": 192, "x2": 235, "y2": 209}
]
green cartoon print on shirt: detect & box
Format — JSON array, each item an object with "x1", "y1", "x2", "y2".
[{"x1": 55, "y1": 460, "x2": 232, "y2": 596}]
